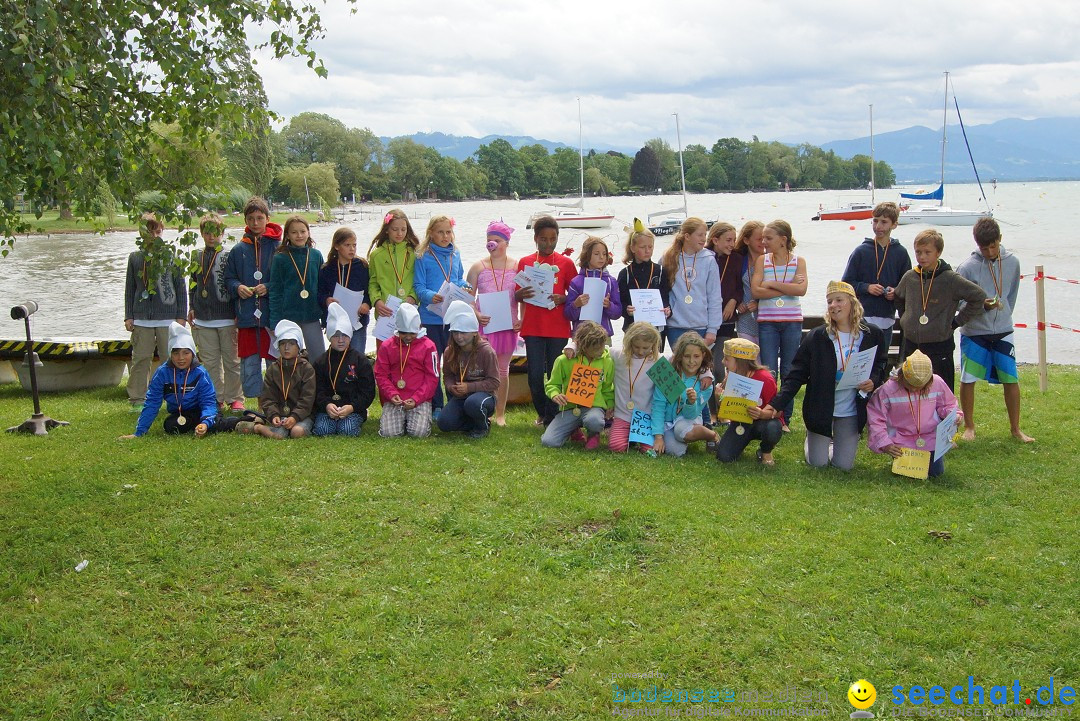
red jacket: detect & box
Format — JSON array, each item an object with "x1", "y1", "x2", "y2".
[
  {"x1": 516, "y1": 252, "x2": 578, "y2": 338},
  {"x1": 374, "y1": 335, "x2": 439, "y2": 405}
]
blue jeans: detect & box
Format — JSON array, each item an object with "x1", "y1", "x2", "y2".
[
  {"x1": 312, "y1": 412, "x2": 364, "y2": 437},
  {"x1": 423, "y1": 322, "x2": 450, "y2": 412},
  {"x1": 666, "y1": 327, "x2": 712, "y2": 426},
  {"x1": 241, "y1": 353, "x2": 267, "y2": 398},
  {"x1": 438, "y1": 392, "x2": 494, "y2": 435},
  {"x1": 758, "y1": 321, "x2": 802, "y2": 425},
  {"x1": 350, "y1": 326, "x2": 369, "y2": 357},
  {"x1": 524, "y1": 336, "x2": 568, "y2": 424}
]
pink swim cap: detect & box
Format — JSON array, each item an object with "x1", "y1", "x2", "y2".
[{"x1": 486, "y1": 220, "x2": 515, "y2": 243}]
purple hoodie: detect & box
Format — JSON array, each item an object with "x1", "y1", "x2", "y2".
[{"x1": 564, "y1": 268, "x2": 623, "y2": 335}]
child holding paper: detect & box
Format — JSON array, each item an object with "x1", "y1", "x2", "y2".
[
  {"x1": 438, "y1": 301, "x2": 500, "y2": 438},
  {"x1": 468, "y1": 220, "x2": 521, "y2": 426},
  {"x1": 650, "y1": 331, "x2": 719, "y2": 457},
  {"x1": 311, "y1": 304, "x2": 376, "y2": 437},
  {"x1": 516, "y1": 215, "x2": 578, "y2": 426},
  {"x1": 414, "y1": 215, "x2": 470, "y2": 419},
  {"x1": 541, "y1": 321, "x2": 615, "y2": 450},
  {"x1": 374, "y1": 303, "x2": 440, "y2": 438},
  {"x1": 609, "y1": 322, "x2": 661, "y2": 453},
  {"x1": 866, "y1": 350, "x2": 962, "y2": 478},
  {"x1": 714, "y1": 338, "x2": 782, "y2": 466},
  {"x1": 618, "y1": 219, "x2": 671, "y2": 346},
  {"x1": 318, "y1": 227, "x2": 371, "y2": 355},
  {"x1": 368, "y1": 209, "x2": 420, "y2": 338},
  {"x1": 565, "y1": 235, "x2": 622, "y2": 336},
  {"x1": 766, "y1": 281, "x2": 887, "y2": 471}
]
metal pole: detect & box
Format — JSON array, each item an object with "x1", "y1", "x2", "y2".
[{"x1": 1035, "y1": 264, "x2": 1048, "y2": 392}]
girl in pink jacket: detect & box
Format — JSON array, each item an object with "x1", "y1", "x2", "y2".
[
  {"x1": 374, "y1": 303, "x2": 439, "y2": 438},
  {"x1": 867, "y1": 350, "x2": 962, "y2": 477}
]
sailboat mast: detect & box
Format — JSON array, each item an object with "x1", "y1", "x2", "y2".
[
  {"x1": 939, "y1": 72, "x2": 949, "y2": 208},
  {"x1": 674, "y1": 112, "x2": 688, "y2": 214},
  {"x1": 869, "y1": 104, "x2": 875, "y2": 204},
  {"x1": 577, "y1": 97, "x2": 585, "y2": 203}
]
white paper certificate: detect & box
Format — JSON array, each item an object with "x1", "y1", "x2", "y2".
[
  {"x1": 580, "y1": 277, "x2": 607, "y2": 323},
  {"x1": 374, "y1": 295, "x2": 403, "y2": 341},
  {"x1": 477, "y1": 291, "x2": 514, "y2": 334},
  {"x1": 835, "y1": 346, "x2": 877, "y2": 390},
  {"x1": 333, "y1": 283, "x2": 366, "y2": 331},
  {"x1": 629, "y1": 288, "x2": 666, "y2": 327}
]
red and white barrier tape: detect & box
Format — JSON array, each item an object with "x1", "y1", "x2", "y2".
[
  {"x1": 1019, "y1": 273, "x2": 1080, "y2": 284},
  {"x1": 1015, "y1": 321, "x2": 1080, "y2": 334}
]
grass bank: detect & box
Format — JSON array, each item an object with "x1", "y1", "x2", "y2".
[
  {"x1": 0, "y1": 368, "x2": 1076, "y2": 719},
  {"x1": 12, "y1": 211, "x2": 324, "y2": 236}
]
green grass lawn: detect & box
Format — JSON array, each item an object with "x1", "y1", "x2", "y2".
[
  {"x1": 1, "y1": 368, "x2": 1076, "y2": 720},
  {"x1": 12, "y1": 211, "x2": 324, "y2": 235}
]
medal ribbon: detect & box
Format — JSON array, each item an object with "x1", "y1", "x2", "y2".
[
  {"x1": 633, "y1": 261, "x2": 654, "y2": 290},
  {"x1": 329, "y1": 349, "x2": 348, "y2": 398},
  {"x1": 874, "y1": 241, "x2": 890, "y2": 282},
  {"x1": 430, "y1": 250, "x2": 452, "y2": 283},
  {"x1": 397, "y1": 337, "x2": 413, "y2": 383},
  {"x1": 918, "y1": 261, "x2": 939, "y2": 316},
  {"x1": 675, "y1": 376, "x2": 699, "y2": 415},
  {"x1": 487, "y1": 258, "x2": 506, "y2": 292},
  {"x1": 680, "y1": 253, "x2": 697, "y2": 294},
  {"x1": 905, "y1": 389, "x2": 923, "y2": 439},
  {"x1": 388, "y1": 243, "x2": 411, "y2": 291},
  {"x1": 280, "y1": 356, "x2": 298, "y2": 414},
  {"x1": 201, "y1": 248, "x2": 219, "y2": 294},
  {"x1": 172, "y1": 366, "x2": 191, "y2": 418},
  {"x1": 627, "y1": 357, "x2": 647, "y2": 400},
  {"x1": 337, "y1": 260, "x2": 352, "y2": 289},
  {"x1": 987, "y1": 255, "x2": 1003, "y2": 300},
  {"x1": 288, "y1": 246, "x2": 311, "y2": 291},
  {"x1": 835, "y1": 330, "x2": 858, "y2": 372}
]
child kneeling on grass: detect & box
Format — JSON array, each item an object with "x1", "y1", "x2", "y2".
[
  {"x1": 374, "y1": 303, "x2": 439, "y2": 438},
  {"x1": 312, "y1": 303, "x2": 376, "y2": 437},
  {"x1": 438, "y1": 300, "x2": 500, "y2": 438},
  {"x1": 715, "y1": 338, "x2": 783, "y2": 466},
  {"x1": 651, "y1": 331, "x2": 719, "y2": 457},
  {"x1": 866, "y1": 350, "x2": 962, "y2": 477},
  {"x1": 120, "y1": 322, "x2": 219, "y2": 439},
  {"x1": 541, "y1": 320, "x2": 614, "y2": 449},
  {"x1": 238, "y1": 320, "x2": 316, "y2": 439}
]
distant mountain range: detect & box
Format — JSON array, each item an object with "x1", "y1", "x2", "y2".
[{"x1": 384, "y1": 117, "x2": 1080, "y2": 183}]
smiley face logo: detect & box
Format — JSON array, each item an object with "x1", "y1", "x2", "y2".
[{"x1": 848, "y1": 679, "x2": 877, "y2": 710}]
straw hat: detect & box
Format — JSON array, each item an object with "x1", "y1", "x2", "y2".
[
  {"x1": 723, "y1": 337, "x2": 759, "y2": 360},
  {"x1": 901, "y1": 350, "x2": 934, "y2": 388},
  {"x1": 826, "y1": 280, "x2": 856, "y2": 298}
]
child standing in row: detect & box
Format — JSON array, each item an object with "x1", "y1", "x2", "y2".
[
  {"x1": 956, "y1": 217, "x2": 1034, "y2": 443},
  {"x1": 542, "y1": 321, "x2": 615, "y2": 450},
  {"x1": 608, "y1": 322, "x2": 661, "y2": 453},
  {"x1": 733, "y1": 220, "x2": 766, "y2": 345},
  {"x1": 752, "y1": 219, "x2": 807, "y2": 431},
  {"x1": 369, "y1": 209, "x2": 420, "y2": 334},
  {"x1": 617, "y1": 220, "x2": 670, "y2": 346},
  {"x1": 318, "y1": 227, "x2": 371, "y2": 355},
  {"x1": 438, "y1": 301, "x2": 500, "y2": 438},
  {"x1": 312, "y1": 304, "x2": 376, "y2": 437},
  {"x1": 375, "y1": 303, "x2": 439, "y2": 438},
  {"x1": 565, "y1": 235, "x2": 622, "y2": 335},
  {"x1": 189, "y1": 213, "x2": 244, "y2": 413},
  {"x1": 269, "y1": 215, "x2": 324, "y2": 358},
  {"x1": 468, "y1": 220, "x2": 521, "y2": 426},
  {"x1": 714, "y1": 338, "x2": 782, "y2": 466},
  {"x1": 224, "y1": 197, "x2": 281, "y2": 398},
  {"x1": 120, "y1": 323, "x2": 219, "y2": 439},
  {"x1": 124, "y1": 213, "x2": 189, "y2": 412},
  {"x1": 650, "y1": 331, "x2": 719, "y2": 457},
  {"x1": 894, "y1": 229, "x2": 985, "y2": 391},
  {"x1": 663, "y1": 217, "x2": 723, "y2": 349},
  {"x1": 415, "y1": 215, "x2": 469, "y2": 419},
  {"x1": 516, "y1": 215, "x2": 578, "y2": 426},
  {"x1": 841, "y1": 201, "x2": 911, "y2": 345},
  {"x1": 867, "y1": 350, "x2": 962, "y2": 477},
  {"x1": 241, "y1": 319, "x2": 317, "y2": 439},
  {"x1": 706, "y1": 222, "x2": 741, "y2": 342}
]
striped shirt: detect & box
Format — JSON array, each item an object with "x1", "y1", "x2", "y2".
[{"x1": 757, "y1": 253, "x2": 802, "y2": 323}]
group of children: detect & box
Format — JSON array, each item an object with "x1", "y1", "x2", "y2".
[{"x1": 122, "y1": 197, "x2": 1033, "y2": 476}]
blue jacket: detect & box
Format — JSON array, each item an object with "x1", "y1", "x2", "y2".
[
  {"x1": 135, "y1": 362, "x2": 218, "y2": 436},
  {"x1": 841, "y1": 238, "x2": 912, "y2": 319},
  {"x1": 650, "y1": 373, "x2": 714, "y2": 436},
  {"x1": 224, "y1": 232, "x2": 279, "y2": 329},
  {"x1": 414, "y1": 243, "x2": 467, "y2": 325}
]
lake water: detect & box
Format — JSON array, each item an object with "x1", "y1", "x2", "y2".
[{"x1": 2, "y1": 181, "x2": 1078, "y2": 364}]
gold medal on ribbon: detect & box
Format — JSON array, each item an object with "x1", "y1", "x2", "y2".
[
  {"x1": 919, "y1": 314, "x2": 929, "y2": 325},
  {"x1": 201, "y1": 290, "x2": 208, "y2": 298},
  {"x1": 332, "y1": 394, "x2": 341, "y2": 402},
  {"x1": 775, "y1": 299, "x2": 785, "y2": 308},
  {"x1": 282, "y1": 405, "x2": 291, "y2": 416},
  {"x1": 735, "y1": 425, "x2": 745, "y2": 435},
  {"x1": 626, "y1": 401, "x2": 635, "y2": 411},
  {"x1": 916, "y1": 438, "x2": 926, "y2": 448},
  {"x1": 397, "y1": 379, "x2": 406, "y2": 389},
  {"x1": 176, "y1": 415, "x2": 187, "y2": 426},
  {"x1": 299, "y1": 289, "x2": 309, "y2": 299},
  {"x1": 684, "y1": 295, "x2": 693, "y2": 304}
]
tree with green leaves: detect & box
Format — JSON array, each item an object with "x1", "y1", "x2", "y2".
[
  {"x1": 630, "y1": 146, "x2": 663, "y2": 190},
  {"x1": 0, "y1": 0, "x2": 353, "y2": 253},
  {"x1": 475, "y1": 139, "x2": 526, "y2": 197}
]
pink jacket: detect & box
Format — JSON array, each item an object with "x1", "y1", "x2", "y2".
[
  {"x1": 374, "y1": 334, "x2": 439, "y2": 405},
  {"x1": 866, "y1": 375, "x2": 961, "y2": 453}
]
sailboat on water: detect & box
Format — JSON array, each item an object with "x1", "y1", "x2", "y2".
[
  {"x1": 526, "y1": 99, "x2": 614, "y2": 230},
  {"x1": 647, "y1": 112, "x2": 714, "y2": 236},
  {"x1": 898, "y1": 72, "x2": 993, "y2": 226}
]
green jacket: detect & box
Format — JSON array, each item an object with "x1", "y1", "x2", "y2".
[
  {"x1": 368, "y1": 242, "x2": 416, "y2": 305},
  {"x1": 545, "y1": 350, "x2": 615, "y2": 410}
]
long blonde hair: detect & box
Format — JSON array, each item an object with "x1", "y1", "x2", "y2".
[
  {"x1": 661, "y1": 216, "x2": 707, "y2": 285},
  {"x1": 734, "y1": 220, "x2": 764, "y2": 257},
  {"x1": 824, "y1": 292, "x2": 866, "y2": 339},
  {"x1": 623, "y1": 228, "x2": 655, "y2": 265},
  {"x1": 417, "y1": 215, "x2": 455, "y2": 257},
  {"x1": 622, "y1": 322, "x2": 661, "y2": 361}
]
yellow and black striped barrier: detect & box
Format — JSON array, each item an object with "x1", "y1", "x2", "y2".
[{"x1": 0, "y1": 339, "x2": 134, "y2": 360}]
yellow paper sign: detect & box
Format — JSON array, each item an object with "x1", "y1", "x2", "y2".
[
  {"x1": 891, "y1": 447, "x2": 932, "y2": 479},
  {"x1": 717, "y1": 396, "x2": 756, "y2": 424},
  {"x1": 564, "y1": 362, "x2": 602, "y2": 407}
]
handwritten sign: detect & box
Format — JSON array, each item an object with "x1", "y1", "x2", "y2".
[
  {"x1": 564, "y1": 362, "x2": 602, "y2": 407},
  {"x1": 891, "y1": 447, "x2": 932, "y2": 479},
  {"x1": 647, "y1": 356, "x2": 684, "y2": 404},
  {"x1": 629, "y1": 409, "x2": 653, "y2": 444}
]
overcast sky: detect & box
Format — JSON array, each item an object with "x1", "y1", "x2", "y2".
[{"x1": 256, "y1": 0, "x2": 1080, "y2": 151}]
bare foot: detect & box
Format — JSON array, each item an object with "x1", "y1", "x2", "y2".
[
  {"x1": 1012, "y1": 430, "x2": 1035, "y2": 443},
  {"x1": 494, "y1": 417, "x2": 507, "y2": 427},
  {"x1": 781, "y1": 423, "x2": 791, "y2": 433},
  {"x1": 961, "y1": 428, "x2": 976, "y2": 442}
]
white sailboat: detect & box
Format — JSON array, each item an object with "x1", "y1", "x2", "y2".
[
  {"x1": 648, "y1": 112, "x2": 714, "y2": 236},
  {"x1": 527, "y1": 98, "x2": 614, "y2": 230},
  {"x1": 898, "y1": 72, "x2": 993, "y2": 226}
]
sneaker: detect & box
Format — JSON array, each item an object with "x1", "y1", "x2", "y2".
[
  {"x1": 584, "y1": 434, "x2": 600, "y2": 450},
  {"x1": 129, "y1": 402, "x2": 144, "y2": 413},
  {"x1": 235, "y1": 421, "x2": 255, "y2": 435},
  {"x1": 230, "y1": 400, "x2": 247, "y2": 412},
  {"x1": 569, "y1": 429, "x2": 586, "y2": 444},
  {"x1": 432, "y1": 408, "x2": 442, "y2": 424},
  {"x1": 466, "y1": 427, "x2": 490, "y2": 439}
]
